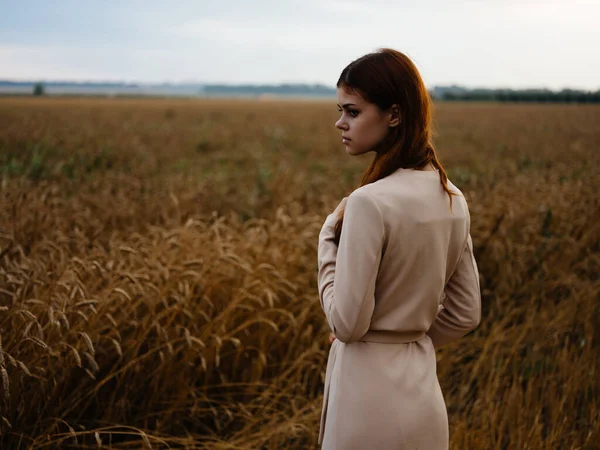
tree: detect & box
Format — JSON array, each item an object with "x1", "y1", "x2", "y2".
[{"x1": 33, "y1": 82, "x2": 45, "y2": 96}]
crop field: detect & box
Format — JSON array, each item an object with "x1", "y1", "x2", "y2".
[{"x1": 0, "y1": 97, "x2": 598, "y2": 449}]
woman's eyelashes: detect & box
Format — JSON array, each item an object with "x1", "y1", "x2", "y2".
[{"x1": 337, "y1": 107, "x2": 359, "y2": 117}]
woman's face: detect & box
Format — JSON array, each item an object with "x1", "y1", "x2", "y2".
[{"x1": 335, "y1": 87, "x2": 399, "y2": 156}]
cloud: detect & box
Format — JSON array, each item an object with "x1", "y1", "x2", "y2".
[
  {"x1": 1, "y1": 0, "x2": 598, "y2": 88},
  {"x1": 168, "y1": 17, "x2": 389, "y2": 53},
  {"x1": 317, "y1": 0, "x2": 376, "y2": 15}
]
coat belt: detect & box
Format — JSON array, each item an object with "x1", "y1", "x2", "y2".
[{"x1": 358, "y1": 329, "x2": 426, "y2": 344}]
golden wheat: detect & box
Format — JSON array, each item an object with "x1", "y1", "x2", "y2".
[{"x1": 0, "y1": 98, "x2": 598, "y2": 449}]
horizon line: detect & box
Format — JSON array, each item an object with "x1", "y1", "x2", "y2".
[{"x1": 1, "y1": 79, "x2": 599, "y2": 92}]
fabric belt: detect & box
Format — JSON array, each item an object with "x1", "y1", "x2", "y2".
[{"x1": 358, "y1": 330, "x2": 426, "y2": 344}]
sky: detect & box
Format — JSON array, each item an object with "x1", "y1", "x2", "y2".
[{"x1": 1, "y1": 0, "x2": 599, "y2": 90}]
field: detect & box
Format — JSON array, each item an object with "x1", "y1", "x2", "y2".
[{"x1": 0, "y1": 97, "x2": 598, "y2": 449}]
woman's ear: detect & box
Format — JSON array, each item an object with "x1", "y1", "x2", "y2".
[{"x1": 388, "y1": 104, "x2": 401, "y2": 127}]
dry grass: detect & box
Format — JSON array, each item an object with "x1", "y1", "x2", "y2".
[{"x1": 0, "y1": 97, "x2": 599, "y2": 449}]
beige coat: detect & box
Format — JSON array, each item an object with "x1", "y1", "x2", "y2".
[{"x1": 317, "y1": 167, "x2": 481, "y2": 449}]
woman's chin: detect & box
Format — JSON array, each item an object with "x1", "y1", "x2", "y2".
[
  {"x1": 344, "y1": 145, "x2": 357, "y2": 155},
  {"x1": 345, "y1": 145, "x2": 366, "y2": 156}
]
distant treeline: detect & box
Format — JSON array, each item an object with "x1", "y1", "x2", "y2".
[
  {"x1": 202, "y1": 83, "x2": 335, "y2": 96},
  {"x1": 0, "y1": 80, "x2": 140, "y2": 88},
  {"x1": 2, "y1": 80, "x2": 599, "y2": 103},
  {"x1": 433, "y1": 87, "x2": 600, "y2": 103}
]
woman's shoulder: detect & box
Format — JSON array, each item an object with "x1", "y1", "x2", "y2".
[
  {"x1": 347, "y1": 183, "x2": 382, "y2": 205},
  {"x1": 349, "y1": 171, "x2": 469, "y2": 213},
  {"x1": 342, "y1": 187, "x2": 387, "y2": 222},
  {"x1": 349, "y1": 169, "x2": 436, "y2": 198}
]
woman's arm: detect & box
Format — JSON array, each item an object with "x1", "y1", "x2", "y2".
[
  {"x1": 317, "y1": 193, "x2": 385, "y2": 344},
  {"x1": 426, "y1": 233, "x2": 482, "y2": 348}
]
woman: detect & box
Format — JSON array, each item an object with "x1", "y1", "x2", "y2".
[{"x1": 317, "y1": 48, "x2": 482, "y2": 449}]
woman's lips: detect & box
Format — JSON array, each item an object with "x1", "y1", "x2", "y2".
[{"x1": 342, "y1": 137, "x2": 351, "y2": 143}]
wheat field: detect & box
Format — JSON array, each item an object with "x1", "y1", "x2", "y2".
[{"x1": 0, "y1": 97, "x2": 598, "y2": 449}]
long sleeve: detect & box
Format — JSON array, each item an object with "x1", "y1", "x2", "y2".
[
  {"x1": 317, "y1": 193, "x2": 385, "y2": 344},
  {"x1": 426, "y1": 232, "x2": 482, "y2": 348}
]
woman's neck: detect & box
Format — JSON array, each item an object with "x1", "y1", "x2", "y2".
[{"x1": 417, "y1": 163, "x2": 436, "y2": 171}]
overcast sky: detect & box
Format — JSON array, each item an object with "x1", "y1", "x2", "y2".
[{"x1": 1, "y1": 0, "x2": 599, "y2": 90}]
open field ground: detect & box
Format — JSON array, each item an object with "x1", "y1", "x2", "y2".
[{"x1": 0, "y1": 98, "x2": 599, "y2": 449}]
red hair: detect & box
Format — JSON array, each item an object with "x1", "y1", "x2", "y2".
[{"x1": 333, "y1": 48, "x2": 458, "y2": 245}]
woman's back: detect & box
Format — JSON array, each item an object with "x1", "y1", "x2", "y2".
[{"x1": 362, "y1": 167, "x2": 472, "y2": 337}]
